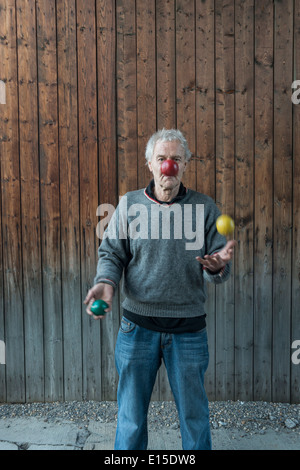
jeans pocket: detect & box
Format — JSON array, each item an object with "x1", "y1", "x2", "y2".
[{"x1": 120, "y1": 316, "x2": 136, "y2": 334}]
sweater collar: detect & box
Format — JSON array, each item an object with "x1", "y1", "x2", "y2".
[{"x1": 145, "y1": 179, "x2": 187, "y2": 205}]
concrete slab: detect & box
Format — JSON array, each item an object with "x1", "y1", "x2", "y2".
[
  {"x1": 0, "y1": 441, "x2": 19, "y2": 450},
  {"x1": 84, "y1": 422, "x2": 116, "y2": 450},
  {"x1": 84, "y1": 423, "x2": 182, "y2": 450},
  {"x1": 0, "y1": 417, "x2": 80, "y2": 449},
  {"x1": 215, "y1": 428, "x2": 300, "y2": 451},
  {"x1": 0, "y1": 417, "x2": 299, "y2": 450},
  {"x1": 28, "y1": 445, "x2": 79, "y2": 450},
  {"x1": 84, "y1": 424, "x2": 300, "y2": 451}
]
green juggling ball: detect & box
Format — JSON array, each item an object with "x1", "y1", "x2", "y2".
[{"x1": 90, "y1": 299, "x2": 109, "y2": 316}]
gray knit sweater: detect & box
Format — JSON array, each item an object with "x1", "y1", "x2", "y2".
[{"x1": 94, "y1": 187, "x2": 231, "y2": 318}]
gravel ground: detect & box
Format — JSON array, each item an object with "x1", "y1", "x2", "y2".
[{"x1": 0, "y1": 400, "x2": 300, "y2": 436}]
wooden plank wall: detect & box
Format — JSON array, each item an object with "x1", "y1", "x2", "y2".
[{"x1": 0, "y1": 0, "x2": 300, "y2": 404}]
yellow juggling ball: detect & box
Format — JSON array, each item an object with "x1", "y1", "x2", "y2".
[{"x1": 216, "y1": 214, "x2": 235, "y2": 236}]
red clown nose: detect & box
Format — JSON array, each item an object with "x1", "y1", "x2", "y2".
[{"x1": 161, "y1": 159, "x2": 179, "y2": 176}]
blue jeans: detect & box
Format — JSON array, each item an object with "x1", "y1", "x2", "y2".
[{"x1": 114, "y1": 316, "x2": 211, "y2": 450}]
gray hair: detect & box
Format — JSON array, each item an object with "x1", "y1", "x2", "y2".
[{"x1": 145, "y1": 128, "x2": 192, "y2": 163}]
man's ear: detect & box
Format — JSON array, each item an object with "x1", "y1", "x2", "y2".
[{"x1": 148, "y1": 160, "x2": 153, "y2": 172}]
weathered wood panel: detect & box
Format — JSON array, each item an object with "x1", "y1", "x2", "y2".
[
  {"x1": 0, "y1": 0, "x2": 25, "y2": 403},
  {"x1": 176, "y1": 0, "x2": 197, "y2": 189},
  {"x1": 253, "y1": 0, "x2": 274, "y2": 402},
  {"x1": 97, "y1": 0, "x2": 119, "y2": 401},
  {"x1": 116, "y1": 0, "x2": 138, "y2": 196},
  {"x1": 234, "y1": 0, "x2": 254, "y2": 402},
  {"x1": 136, "y1": 0, "x2": 156, "y2": 189},
  {"x1": 0, "y1": 139, "x2": 4, "y2": 401},
  {"x1": 77, "y1": 0, "x2": 101, "y2": 400},
  {"x1": 273, "y1": 0, "x2": 293, "y2": 402},
  {"x1": 215, "y1": 0, "x2": 235, "y2": 400},
  {"x1": 195, "y1": 0, "x2": 216, "y2": 400},
  {"x1": 156, "y1": 0, "x2": 176, "y2": 129},
  {"x1": 17, "y1": 0, "x2": 44, "y2": 402},
  {"x1": 37, "y1": 0, "x2": 63, "y2": 401},
  {"x1": 57, "y1": 0, "x2": 82, "y2": 401},
  {"x1": 292, "y1": 0, "x2": 300, "y2": 404},
  {"x1": 0, "y1": 0, "x2": 299, "y2": 404}
]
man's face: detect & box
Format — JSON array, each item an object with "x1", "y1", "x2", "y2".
[{"x1": 148, "y1": 140, "x2": 187, "y2": 190}]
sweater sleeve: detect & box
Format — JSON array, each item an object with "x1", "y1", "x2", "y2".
[
  {"x1": 203, "y1": 262, "x2": 231, "y2": 284},
  {"x1": 94, "y1": 197, "x2": 130, "y2": 288}
]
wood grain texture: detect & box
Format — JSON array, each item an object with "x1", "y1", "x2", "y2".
[
  {"x1": 77, "y1": 0, "x2": 101, "y2": 400},
  {"x1": 195, "y1": 0, "x2": 216, "y2": 400},
  {"x1": 234, "y1": 0, "x2": 254, "y2": 402},
  {"x1": 0, "y1": 0, "x2": 25, "y2": 403},
  {"x1": 17, "y1": 0, "x2": 44, "y2": 402},
  {"x1": 215, "y1": 0, "x2": 235, "y2": 400},
  {"x1": 97, "y1": 0, "x2": 119, "y2": 400},
  {"x1": 116, "y1": 0, "x2": 138, "y2": 196},
  {"x1": 136, "y1": 0, "x2": 156, "y2": 189},
  {"x1": 0, "y1": 0, "x2": 299, "y2": 403},
  {"x1": 273, "y1": 0, "x2": 293, "y2": 402},
  {"x1": 0, "y1": 141, "x2": 4, "y2": 401},
  {"x1": 292, "y1": 0, "x2": 300, "y2": 404},
  {"x1": 57, "y1": 0, "x2": 82, "y2": 401},
  {"x1": 254, "y1": 0, "x2": 273, "y2": 402},
  {"x1": 156, "y1": 0, "x2": 176, "y2": 130},
  {"x1": 97, "y1": 0, "x2": 118, "y2": 207},
  {"x1": 36, "y1": 0, "x2": 63, "y2": 402},
  {"x1": 176, "y1": 0, "x2": 196, "y2": 189}
]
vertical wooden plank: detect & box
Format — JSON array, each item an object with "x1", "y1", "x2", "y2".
[
  {"x1": 195, "y1": 0, "x2": 216, "y2": 401},
  {"x1": 0, "y1": 125, "x2": 5, "y2": 402},
  {"x1": 292, "y1": 0, "x2": 300, "y2": 404},
  {"x1": 253, "y1": 0, "x2": 273, "y2": 402},
  {"x1": 77, "y1": 0, "x2": 101, "y2": 400},
  {"x1": 0, "y1": 0, "x2": 25, "y2": 403},
  {"x1": 234, "y1": 0, "x2": 254, "y2": 401},
  {"x1": 36, "y1": 0, "x2": 63, "y2": 401},
  {"x1": 97, "y1": 0, "x2": 119, "y2": 401},
  {"x1": 272, "y1": 0, "x2": 293, "y2": 402},
  {"x1": 116, "y1": 0, "x2": 137, "y2": 397},
  {"x1": 176, "y1": 0, "x2": 196, "y2": 190},
  {"x1": 156, "y1": 0, "x2": 176, "y2": 130},
  {"x1": 136, "y1": 0, "x2": 156, "y2": 189},
  {"x1": 97, "y1": 0, "x2": 118, "y2": 208},
  {"x1": 57, "y1": 0, "x2": 82, "y2": 400},
  {"x1": 17, "y1": 0, "x2": 44, "y2": 402},
  {"x1": 0, "y1": 6, "x2": 5, "y2": 397},
  {"x1": 196, "y1": 0, "x2": 215, "y2": 199},
  {"x1": 215, "y1": 0, "x2": 235, "y2": 400},
  {"x1": 116, "y1": 0, "x2": 138, "y2": 196}
]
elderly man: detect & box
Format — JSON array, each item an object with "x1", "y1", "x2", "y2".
[{"x1": 85, "y1": 129, "x2": 235, "y2": 450}]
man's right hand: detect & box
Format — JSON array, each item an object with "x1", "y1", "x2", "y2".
[{"x1": 84, "y1": 283, "x2": 114, "y2": 320}]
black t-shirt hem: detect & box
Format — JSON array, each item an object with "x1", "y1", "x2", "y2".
[{"x1": 122, "y1": 308, "x2": 206, "y2": 334}]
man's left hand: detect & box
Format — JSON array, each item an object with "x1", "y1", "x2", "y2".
[{"x1": 196, "y1": 240, "x2": 236, "y2": 273}]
